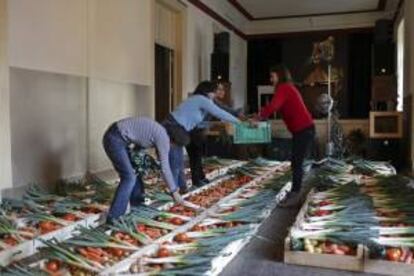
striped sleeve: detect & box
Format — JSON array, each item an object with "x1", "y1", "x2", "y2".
[{"x1": 154, "y1": 130, "x2": 178, "y2": 193}]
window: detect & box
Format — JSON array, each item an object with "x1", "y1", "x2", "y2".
[{"x1": 397, "y1": 19, "x2": 404, "y2": 111}]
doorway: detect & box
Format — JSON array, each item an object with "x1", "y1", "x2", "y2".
[
  {"x1": 154, "y1": 0, "x2": 185, "y2": 122},
  {"x1": 155, "y1": 44, "x2": 174, "y2": 122}
]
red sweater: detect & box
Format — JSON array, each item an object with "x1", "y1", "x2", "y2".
[{"x1": 259, "y1": 83, "x2": 313, "y2": 133}]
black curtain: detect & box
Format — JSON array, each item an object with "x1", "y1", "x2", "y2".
[
  {"x1": 247, "y1": 39, "x2": 282, "y2": 113},
  {"x1": 347, "y1": 33, "x2": 373, "y2": 118}
]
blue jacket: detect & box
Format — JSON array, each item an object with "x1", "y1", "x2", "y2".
[{"x1": 171, "y1": 95, "x2": 239, "y2": 131}]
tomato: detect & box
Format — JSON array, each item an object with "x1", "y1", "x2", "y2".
[
  {"x1": 136, "y1": 224, "x2": 146, "y2": 232},
  {"x1": 338, "y1": 245, "x2": 351, "y2": 254},
  {"x1": 156, "y1": 247, "x2": 170, "y2": 258},
  {"x1": 46, "y1": 260, "x2": 60, "y2": 272},
  {"x1": 39, "y1": 221, "x2": 59, "y2": 234},
  {"x1": 318, "y1": 200, "x2": 332, "y2": 206},
  {"x1": 3, "y1": 236, "x2": 18, "y2": 246},
  {"x1": 109, "y1": 248, "x2": 124, "y2": 257},
  {"x1": 314, "y1": 210, "x2": 331, "y2": 216},
  {"x1": 62, "y1": 213, "x2": 77, "y2": 221},
  {"x1": 191, "y1": 225, "x2": 202, "y2": 231},
  {"x1": 174, "y1": 233, "x2": 190, "y2": 243},
  {"x1": 386, "y1": 248, "x2": 402, "y2": 261},
  {"x1": 169, "y1": 217, "x2": 183, "y2": 225},
  {"x1": 113, "y1": 232, "x2": 124, "y2": 240}
]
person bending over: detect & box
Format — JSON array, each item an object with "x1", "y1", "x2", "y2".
[{"x1": 102, "y1": 117, "x2": 185, "y2": 223}]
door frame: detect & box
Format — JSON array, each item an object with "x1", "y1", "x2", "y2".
[{"x1": 155, "y1": 0, "x2": 186, "y2": 109}]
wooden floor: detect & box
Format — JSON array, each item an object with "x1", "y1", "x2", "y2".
[{"x1": 220, "y1": 198, "x2": 379, "y2": 276}]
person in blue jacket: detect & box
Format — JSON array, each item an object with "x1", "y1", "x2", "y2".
[
  {"x1": 187, "y1": 80, "x2": 243, "y2": 189},
  {"x1": 162, "y1": 81, "x2": 240, "y2": 192}
]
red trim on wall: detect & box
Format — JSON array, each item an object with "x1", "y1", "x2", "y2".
[
  {"x1": 228, "y1": 0, "x2": 387, "y2": 21},
  {"x1": 188, "y1": 0, "x2": 375, "y2": 41},
  {"x1": 227, "y1": 0, "x2": 254, "y2": 20},
  {"x1": 187, "y1": 0, "x2": 247, "y2": 40},
  {"x1": 246, "y1": 27, "x2": 374, "y2": 40}
]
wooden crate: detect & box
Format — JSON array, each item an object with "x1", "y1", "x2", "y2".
[
  {"x1": 284, "y1": 237, "x2": 364, "y2": 272},
  {"x1": 364, "y1": 247, "x2": 414, "y2": 275},
  {"x1": 284, "y1": 188, "x2": 364, "y2": 272}
]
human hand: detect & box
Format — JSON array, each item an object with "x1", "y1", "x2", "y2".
[
  {"x1": 238, "y1": 112, "x2": 247, "y2": 121},
  {"x1": 172, "y1": 190, "x2": 184, "y2": 204}
]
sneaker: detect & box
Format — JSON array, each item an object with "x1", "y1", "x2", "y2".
[{"x1": 278, "y1": 191, "x2": 302, "y2": 208}]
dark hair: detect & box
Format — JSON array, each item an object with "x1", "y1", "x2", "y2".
[
  {"x1": 269, "y1": 64, "x2": 292, "y2": 83},
  {"x1": 193, "y1": 81, "x2": 218, "y2": 97}
]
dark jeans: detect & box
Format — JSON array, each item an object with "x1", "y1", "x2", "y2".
[
  {"x1": 163, "y1": 115, "x2": 189, "y2": 190},
  {"x1": 186, "y1": 128, "x2": 207, "y2": 186},
  {"x1": 103, "y1": 124, "x2": 145, "y2": 221},
  {"x1": 291, "y1": 125, "x2": 315, "y2": 193},
  {"x1": 169, "y1": 144, "x2": 186, "y2": 189}
]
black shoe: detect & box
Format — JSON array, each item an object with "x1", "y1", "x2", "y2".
[
  {"x1": 278, "y1": 192, "x2": 302, "y2": 208},
  {"x1": 200, "y1": 178, "x2": 210, "y2": 185},
  {"x1": 106, "y1": 217, "x2": 115, "y2": 226},
  {"x1": 179, "y1": 186, "x2": 189, "y2": 194}
]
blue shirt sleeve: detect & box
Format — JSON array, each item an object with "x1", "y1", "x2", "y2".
[{"x1": 200, "y1": 97, "x2": 240, "y2": 124}]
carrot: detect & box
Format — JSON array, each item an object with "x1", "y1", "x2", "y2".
[
  {"x1": 86, "y1": 247, "x2": 106, "y2": 256},
  {"x1": 78, "y1": 248, "x2": 104, "y2": 263}
]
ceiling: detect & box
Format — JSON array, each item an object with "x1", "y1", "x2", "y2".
[{"x1": 229, "y1": 0, "x2": 395, "y2": 20}]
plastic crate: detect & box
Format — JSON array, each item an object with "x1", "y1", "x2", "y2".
[{"x1": 233, "y1": 122, "x2": 271, "y2": 144}]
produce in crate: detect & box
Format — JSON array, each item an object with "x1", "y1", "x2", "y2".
[{"x1": 0, "y1": 158, "x2": 289, "y2": 275}]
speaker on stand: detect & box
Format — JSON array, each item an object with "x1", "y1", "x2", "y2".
[{"x1": 211, "y1": 32, "x2": 230, "y2": 81}]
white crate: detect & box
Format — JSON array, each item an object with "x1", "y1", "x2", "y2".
[{"x1": 0, "y1": 240, "x2": 34, "y2": 266}]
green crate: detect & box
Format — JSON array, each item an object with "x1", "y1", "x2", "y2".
[{"x1": 233, "y1": 122, "x2": 272, "y2": 144}]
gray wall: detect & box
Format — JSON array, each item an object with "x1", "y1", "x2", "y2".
[
  {"x1": 10, "y1": 68, "x2": 88, "y2": 187},
  {"x1": 9, "y1": 67, "x2": 153, "y2": 188},
  {"x1": 87, "y1": 78, "x2": 152, "y2": 173}
]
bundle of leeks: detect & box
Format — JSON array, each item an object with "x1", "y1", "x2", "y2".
[
  {"x1": 313, "y1": 158, "x2": 353, "y2": 174},
  {"x1": 0, "y1": 263, "x2": 48, "y2": 276},
  {"x1": 128, "y1": 224, "x2": 254, "y2": 274},
  {"x1": 23, "y1": 185, "x2": 63, "y2": 204},
  {"x1": 358, "y1": 175, "x2": 414, "y2": 262},
  {"x1": 62, "y1": 226, "x2": 140, "y2": 251},
  {"x1": 40, "y1": 238, "x2": 105, "y2": 273},
  {"x1": 351, "y1": 159, "x2": 396, "y2": 176}
]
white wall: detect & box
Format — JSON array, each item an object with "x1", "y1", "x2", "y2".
[
  {"x1": 183, "y1": 3, "x2": 247, "y2": 107},
  {"x1": 229, "y1": 33, "x2": 247, "y2": 108},
  {"x1": 8, "y1": 0, "x2": 88, "y2": 76},
  {"x1": 0, "y1": 0, "x2": 12, "y2": 190},
  {"x1": 183, "y1": 4, "x2": 214, "y2": 95},
  {"x1": 88, "y1": 79, "x2": 152, "y2": 173},
  {"x1": 88, "y1": 0, "x2": 153, "y2": 86},
  {"x1": 10, "y1": 68, "x2": 88, "y2": 187},
  {"x1": 5, "y1": 0, "x2": 156, "y2": 187}
]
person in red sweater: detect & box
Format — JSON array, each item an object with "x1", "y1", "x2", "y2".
[{"x1": 259, "y1": 64, "x2": 315, "y2": 207}]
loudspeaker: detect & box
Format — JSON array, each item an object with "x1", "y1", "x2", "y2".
[
  {"x1": 211, "y1": 52, "x2": 229, "y2": 81},
  {"x1": 373, "y1": 42, "x2": 395, "y2": 75},
  {"x1": 214, "y1": 32, "x2": 230, "y2": 53},
  {"x1": 374, "y1": 19, "x2": 393, "y2": 43}
]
